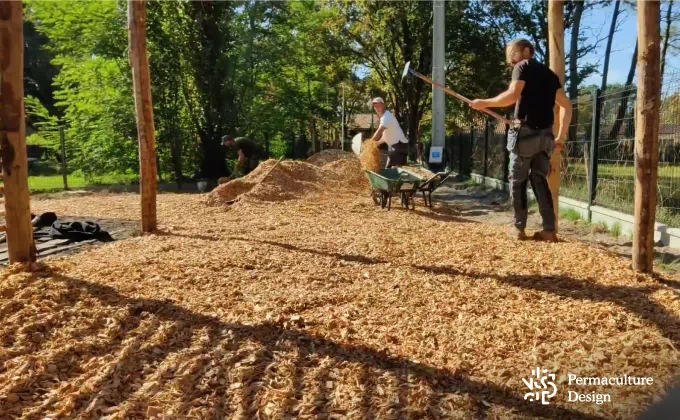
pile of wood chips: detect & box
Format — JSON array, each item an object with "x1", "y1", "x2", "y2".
[
  {"x1": 205, "y1": 156, "x2": 369, "y2": 207},
  {"x1": 307, "y1": 150, "x2": 356, "y2": 167},
  {"x1": 1, "y1": 155, "x2": 680, "y2": 419}
]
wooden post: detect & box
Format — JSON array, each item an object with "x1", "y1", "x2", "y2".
[
  {"x1": 128, "y1": 0, "x2": 157, "y2": 233},
  {"x1": 0, "y1": 2, "x2": 36, "y2": 264},
  {"x1": 548, "y1": 0, "x2": 565, "y2": 233},
  {"x1": 633, "y1": 0, "x2": 661, "y2": 273}
]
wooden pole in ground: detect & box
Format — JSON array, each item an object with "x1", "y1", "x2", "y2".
[
  {"x1": 633, "y1": 0, "x2": 661, "y2": 273},
  {"x1": 128, "y1": 0, "x2": 157, "y2": 233},
  {"x1": 0, "y1": 2, "x2": 36, "y2": 263},
  {"x1": 548, "y1": 0, "x2": 565, "y2": 233}
]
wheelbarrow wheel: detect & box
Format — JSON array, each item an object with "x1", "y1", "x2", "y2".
[
  {"x1": 371, "y1": 190, "x2": 380, "y2": 206},
  {"x1": 401, "y1": 192, "x2": 409, "y2": 209}
]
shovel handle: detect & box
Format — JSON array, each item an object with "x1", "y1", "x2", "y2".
[
  {"x1": 254, "y1": 156, "x2": 284, "y2": 188},
  {"x1": 410, "y1": 70, "x2": 514, "y2": 126}
]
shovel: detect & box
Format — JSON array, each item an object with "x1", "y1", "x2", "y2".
[
  {"x1": 401, "y1": 61, "x2": 517, "y2": 126},
  {"x1": 226, "y1": 156, "x2": 284, "y2": 205},
  {"x1": 350, "y1": 133, "x2": 363, "y2": 156}
]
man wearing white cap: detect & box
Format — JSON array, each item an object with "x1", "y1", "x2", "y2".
[{"x1": 368, "y1": 97, "x2": 409, "y2": 168}]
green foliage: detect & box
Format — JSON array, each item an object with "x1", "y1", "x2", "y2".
[
  {"x1": 561, "y1": 208, "x2": 582, "y2": 222},
  {"x1": 25, "y1": 95, "x2": 60, "y2": 151},
  {"x1": 610, "y1": 222, "x2": 622, "y2": 238},
  {"x1": 23, "y1": 0, "x2": 522, "y2": 181}
]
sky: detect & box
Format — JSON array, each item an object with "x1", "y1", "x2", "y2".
[{"x1": 575, "y1": 1, "x2": 680, "y2": 87}]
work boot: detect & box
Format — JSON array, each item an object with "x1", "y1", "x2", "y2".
[
  {"x1": 508, "y1": 226, "x2": 527, "y2": 240},
  {"x1": 533, "y1": 230, "x2": 558, "y2": 242}
]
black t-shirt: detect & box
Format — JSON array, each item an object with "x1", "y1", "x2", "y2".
[
  {"x1": 235, "y1": 137, "x2": 264, "y2": 159},
  {"x1": 512, "y1": 59, "x2": 562, "y2": 129}
]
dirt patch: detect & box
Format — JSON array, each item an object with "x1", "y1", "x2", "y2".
[{"x1": 433, "y1": 181, "x2": 680, "y2": 274}]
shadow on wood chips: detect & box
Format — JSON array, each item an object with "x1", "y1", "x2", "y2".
[{"x1": 3, "y1": 270, "x2": 604, "y2": 420}]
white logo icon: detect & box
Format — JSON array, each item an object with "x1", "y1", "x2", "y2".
[{"x1": 523, "y1": 367, "x2": 557, "y2": 405}]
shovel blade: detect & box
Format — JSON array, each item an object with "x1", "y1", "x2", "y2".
[
  {"x1": 351, "y1": 133, "x2": 363, "y2": 156},
  {"x1": 401, "y1": 61, "x2": 411, "y2": 81}
]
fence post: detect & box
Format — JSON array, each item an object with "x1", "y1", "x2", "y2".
[
  {"x1": 588, "y1": 88, "x2": 601, "y2": 221},
  {"x1": 59, "y1": 126, "x2": 68, "y2": 190},
  {"x1": 483, "y1": 120, "x2": 489, "y2": 177}
]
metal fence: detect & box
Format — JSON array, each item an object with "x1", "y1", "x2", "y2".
[{"x1": 447, "y1": 70, "x2": 680, "y2": 227}]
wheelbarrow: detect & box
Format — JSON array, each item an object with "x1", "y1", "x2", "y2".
[
  {"x1": 407, "y1": 170, "x2": 455, "y2": 207},
  {"x1": 364, "y1": 168, "x2": 426, "y2": 210}
]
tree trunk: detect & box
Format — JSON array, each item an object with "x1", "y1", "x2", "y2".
[
  {"x1": 661, "y1": 0, "x2": 673, "y2": 82},
  {"x1": 128, "y1": 0, "x2": 158, "y2": 233},
  {"x1": 567, "y1": 1, "x2": 584, "y2": 161},
  {"x1": 600, "y1": 0, "x2": 621, "y2": 93},
  {"x1": 0, "y1": 1, "x2": 37, "y2": 263},
  {"x1": 608, "y1": 41, "x2": 638, "y2": 140},
  {"x1": 548, "y1": 0, "x2": 566, "y2": 234},
  {"x1": 633, "y1": 0, "x2": 661, "y2": 273},
  {"x1": 568, "y1": 1, "x2": 584, "y2": 101}
]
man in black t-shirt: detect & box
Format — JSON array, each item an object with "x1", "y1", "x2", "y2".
[
  {"x1": 222, "y1": 135, "x2": 266, "y2": 178},
  {"x1": 470, "y1": 39, "x2": 572, "y2": 242}
]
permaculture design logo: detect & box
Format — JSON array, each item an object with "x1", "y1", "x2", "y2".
[{"x1": 523, "y1": 367, "x2": 557, "y2": 405}]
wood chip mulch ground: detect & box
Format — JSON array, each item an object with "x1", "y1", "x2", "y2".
[{"x1": 1, "y1": 155, "x2": 680, "y2": 419}]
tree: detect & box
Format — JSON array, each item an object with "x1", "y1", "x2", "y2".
[
  {"x1": 569, "y1": 1, "x2": 585, "y2": 101},
  {"x1": 23, "y1": 19, "x2": 59, "y2": 117},
  {"x1": 660, "y1": 0, "x2": 679, "y2": 81},
  {"x1": 608, "y1": 40, "x2": 638, "y2": 139},
  {"x1": 483, "y1": 0, "x2": 606, "y2": 93},
  {"x1": 600, "y1": 0, "x2": 621, "y2": 93},
  {"x1": 334, "y1": 0, "x2": 506, "y2": 151}
]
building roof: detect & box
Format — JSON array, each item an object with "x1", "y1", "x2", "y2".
[{"x1": 348, "y1": 114, "x2": 375, "y2": 130}]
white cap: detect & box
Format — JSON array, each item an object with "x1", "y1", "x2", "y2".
[{"x1": 371, "y1": 97, "x2": 384, "y2": 104}]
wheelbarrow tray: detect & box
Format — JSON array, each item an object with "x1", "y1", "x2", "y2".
[
  {"x1": 399, "y1": 169, "x2": 454, "y2": 207},
  {"x1": 365, "y1": 168, "x2": 426, "y2": 210}
]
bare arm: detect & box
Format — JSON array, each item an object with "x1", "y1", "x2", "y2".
[
  {"x1": 370, "y1": 125, "x2": 387, "y2": 145},
  {"x1": 470, "y1": 81, "x2": 525, "y2": 109},
  {"x1": 554, "y1": 88, "x2": 572, "y2": 148},
  {"x1": 236, "y1": 149, "x2": 247, "y2": 172}
]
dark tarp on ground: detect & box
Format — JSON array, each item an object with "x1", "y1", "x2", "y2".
[
  {"x1": 49, "y1": 221, "x2": 113, "y2": 242},
  {"x1": 30, "y1": 213, "x2": 114, "y2": 243}
]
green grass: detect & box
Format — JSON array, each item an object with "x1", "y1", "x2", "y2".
[
  {"x1": 463, "y1": 179, "x2": 491, "y2": 191},
  {"x1": 561, "y1": 208, "x2": 582, "y2": 222},
  {"x1": 528, "y1": 199, "x2": 538, "y2": 210},
  {"x1": 610, "y1": 222, "x2": 622, "y2": 238},
  {"x1": 655, "y1": 259, "x2": 680, "y2": 274},
  {"x1": 28, "y1": 174, "x2": 139, "y2": 193}
]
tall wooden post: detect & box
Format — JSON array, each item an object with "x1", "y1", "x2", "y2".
[
  {"x1": 0, "y1": 2, "x2": 36, "y2": 264},
  {"x1": 548, "y1": 0, "x2": 565, "y2": 233},
  {"x1": 128, "y1": 0, "x2": 157, "y2": 233},
  {"x1": 633, "y1": 0, "x2": 661, "y2": 273}
]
